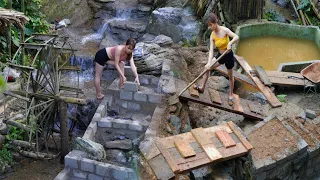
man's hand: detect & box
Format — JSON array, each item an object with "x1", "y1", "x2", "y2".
[{"x1": 134, "y1": 76, "x2": 140, "y2": 85}]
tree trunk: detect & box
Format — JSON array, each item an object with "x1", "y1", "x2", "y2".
[{"x1": 58, "y1": 100, "x2": 69, "y2": 163}]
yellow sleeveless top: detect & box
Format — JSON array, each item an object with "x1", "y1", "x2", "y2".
[{"x1": 212, "y1": 32, "x2": 230, "y2": 50}]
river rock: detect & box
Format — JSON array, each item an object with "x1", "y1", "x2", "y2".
[
  {"x1": 0, "y1": 123, "x2": 8, "y2": 135},
  {"x1": 109, "y1": 20, "x2": 147, "y2": 41},
  {"x1": 73, "y1": 137, "x2": 106, "y2": 161},
  {"x1": 104, "y1": 139, "x2": 133, "y2": 150},
  {"x1": 151, "y1": 35, "x2": 173, "y2": 47}
]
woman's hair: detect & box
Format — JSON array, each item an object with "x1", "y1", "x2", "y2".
[
  {"x1": 126, "y1": 38, "x2": 137, "y2": 60},
  {"x1": 208, "y1": 13, "x2": 219, "y2": 24}
]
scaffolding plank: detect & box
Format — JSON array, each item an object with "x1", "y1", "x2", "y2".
[
  {"x1": 227, "y1": 121, "x2": 253, "y2": 150},
  {"x1": 208, "y1": 88, "x2": 222, "y2": 104},
  {"x1": 174, "y1": 141, "x2": 196, "y2": 158},
  {"x1": 235, "y1": 55, "x2": 281, "y2": 108},
  {"x1": 216, "y1": 130, "x2": 236, "y2": 148},
  {"x1": 254, "y1": 65, "x2": 272, "y2": 86}
]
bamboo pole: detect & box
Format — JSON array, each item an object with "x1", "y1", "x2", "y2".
[
  {"x1": 290, "y1": 0, "x2": 302, "y2": 23},
  {"x1": 178, "y1": 50, "x2": 230, "y2": 96},
  {"x1": 296, "y1": 0, "x2": 306, "y2": 25},
  {"x1": 7, "y1": 0, "x2": 12, "y2": 59},
  {"x1": 5, "y1": 119, "x2": 31, "y2": 132}
]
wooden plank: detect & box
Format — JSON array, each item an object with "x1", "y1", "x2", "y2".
[
  {"x1": 208, "y1": 88, "x2": 222, "y2": 104},
  {"x1": 232, "y1": 94, "x2": 243, "y2": 112},
  {"x1": 202, "y1": 144, "x2": 223, "y2": 161},
  {"x1": 191, "y1": 128, "x2": 212, "y2": 146},
  {"x1": 158, "y1": 133, "x2": 195, "y2": 149},
  {"x1": 266, "y1": 71, "x2": 312, "y2": 86},
  {"x1": 178, "y1": 156, "x2": 211, "y2": 172},
  {"x1": 254, "y1": 65, "x2": 272, "y2": 86},
  {"x1": 235, "y1": 55, "x2": 282, "y2": 108},
  {"x1": 174, "y1": 141, "x2": 196, "y2": 158},
  {"x1": 214, "y1": 66, "x2": 256, "y2": 87},
  {"x1": 148, "y1": 154, "x2": 175, "y2": 180},
  {"x1": 215, "y1": 130, "x2": 236, "y2": 148},
  {"x1": 155, "y1": 139, "x2": 180, "y2": 173},
  {"x1": 217, "y1": 143, "x2": 248, "y2": 160},
  {"x1": 189, "y1": 85, "x2": 199, "y2": 98},
  {"x1": 227, "y1": 121, "x2": 253, "y2": 150},
  {"x1": 204, "y1": 124, "x2": 233, "y2": 134},
  {"x1": 175, "y1": 152, "x2": 208, "y2": 165}
]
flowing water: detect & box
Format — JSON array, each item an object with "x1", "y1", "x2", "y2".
[{"x1": 237, "y1": 36, "x2": 320, "y2": 70}]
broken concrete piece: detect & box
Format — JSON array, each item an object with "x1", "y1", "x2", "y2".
[{"x1": 104, "y1": 139, "x2": 133, "y2": 150}]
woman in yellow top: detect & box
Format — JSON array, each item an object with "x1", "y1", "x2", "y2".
[{"x1": 194, "y1": 13, "x2": 239, "y2": 105}]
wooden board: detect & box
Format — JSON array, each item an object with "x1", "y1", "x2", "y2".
[
  {"x1": 254, "y1": 65, "x2": 272, "y2": 86},
  {"x1": 189, "y1": 85, "x2": 199, "y2": 98},
  {"x1": 202, "y1": 144, "x2": 223, "y2": 161},
  {"x1": 191, "y1": 128, "x2": 212, "y2": 146},
  {"x1": 232, "y1": 94, "x2": 243, "y2": 112},
  {"x1": 215, "y1": 130, "x2": 237, "y2": 148},
  {"x1": 174, "y1": 141, "x2": 196, "y2": 158},
  {"x1": 227, "y1": 121, "x2": 253, "y2": 150},
  {"x1": 208, "y1": 88, "x2": 222, "y2": 104},
  {"x1": 214, "y1": 66, "x2": 256, "y2": 87},
  {"x1": 235, "y1": 55, "x2": 282, "y2": 108},
  {"x1": 266, "y1": 71, "x2": 313, "y2": 86},
  {"x1": 155, "y1": 139, "x2": 180, "y2": 173}
]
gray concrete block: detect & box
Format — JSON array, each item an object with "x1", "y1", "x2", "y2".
[
  {"x1": 98, "y1": 118, "x2": 113, "y2": 128},
  {"x1": 113, "y1": 119, "x2": 129, "y2": 129},
  {"x1": 96, "y1": 162, "x2": 111, "y2": 176},
  {"x1": 264, "y1": 157, "x2": 277, "y2": 170},
  {"x1": 111, "y1": 166, "x2": 129, "y2": 180},
  {"x1": 92, "y1": 113, "x2": 102, "y2": 122},
  {"x1": 88, "y1": 122, "x2": 97, "y2": 135},
  {"x1": 151, "y1": 76, "x2": 159, "y2": 85},
  {"x1": 83, "y1": 128, "x2": 94, "y2": 140},
  {"x1": 134, "y1": 92, "x2": 147, "y2": 102},
  {"x1": 124, "y1": 82, "x2": 139, "y2": 92},
  {"x1": 124, "y1": 66, "x2": 135, "y2": 77},
  {"x1": 80, "y1": 158, "x2": 95, "y2": 173},
  {"x1": 139, "y1": 76, "x2": 150, "y2": 85},
  {"x1": 253, "y1": 159, "x2": 266, "y2": 174},
  {"x1": 54, "y1": 168, "x2": 71, "y2": 180},
  {"x1": 88, "y1": 173, "x2": 103, "y2": 180},
  {"x1": 129, "y1": 121, "x2": 143, "y2": 132},
  {"x1": 115, "y1": 99, "x2": 128, "y2": 109},
  {"x1": 127, "y1": 102, "x2": 141, "y2": 111},
  {"x1": 120, "y1": 91, "x2": 133, "y2": 100},
  {"x1": 73, "y1": 169, "x2": 88, "y2": 179},
  {"x1": 101, "y1": 95, "x2": 113, "y2": 107},
  {"x1": 65, "y1": 155, "x2": 79, "y2": 169},
  {"x1": 96, "y1": 105, "x2": 106, "y2": 117},
  {"x1": 148, "y1": 94, "x2": 162, "y2": 103}
]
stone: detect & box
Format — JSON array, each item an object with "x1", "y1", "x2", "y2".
[
  {"x1": 134, "y1": 92, "x2": 147, "y2": 102},
  {"x1": 106, "y1": 150, "x2": 127, "y2": 164},
  {"x1": 65, "y1": 154, "x2": 79, "y2": 169},
  {"x1": 161, "y1": 59, "x2": 172, "y2": 75},
  {"x1": 138, "y1": 0, "x2": 154, "y2": 5},
  {"x1": 96, "y1": 162, "x2": 111, "y2": 176},
  {"x1": 73, "y1": 137, "x2": 106, "y2": 161},
  {"x1": 88, "y1": 173, "x2": 103, "y2": 180},
  {"x1": 81, "y1": 158, "x2": 95, "y2": 173},
  {"x1": 169, "y1": 105, "x2": 178, "y2": 113},
  {"x1": 152, "y1": 35, "x2": 173, "y2": 47},
  {"x1": 0, "y1": 123, "x2": 8, "y2": 135},
  {"x1": 0, "y1": 135, "x2": 5, "y2": 149},
  {"x1": 104, "y1": 139, "x2": 133, "y2": 150},
  {"x1": 305, "y1": 109, "x2": 316, "y2": 119},
  {"x1": 159, "y1": 75, "x2": 176, "y2": 95},
  {"x1": 191, "y1": 166, "x2": 213, "y2": 179},
  {"x1": 73, "y1": 169, "x2": 88, "y2": 179},
  {"x1": 169, "y1": 115, "x2": 181, "y2": 134}
]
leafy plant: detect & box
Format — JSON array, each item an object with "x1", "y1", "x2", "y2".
[
  {"x1": 0, "y1": 147, "x2": 13, "y2": 164},
  {"x1": 297, "y1": 0, "x2": 311, "y2": 12},
  {"x1": 5, "y1": 125, "x2": 25, "y2": 141},
  {"x1": 263, "y1": 9, "x2": 284, "y2": 22},
  {"x1": 277, "y1": 94, "x2": 287, "y2": 102}
]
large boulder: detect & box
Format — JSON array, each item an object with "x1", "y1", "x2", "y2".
[
  {"x1": 138, "y1": 0, "x2": 154, "y2": 5},
  {"x1": 73, "y1": 137, "x2": 106, "y2": 161},
  {"x1": 109, "y1": 20, "x2": 147, "y2": 42}
]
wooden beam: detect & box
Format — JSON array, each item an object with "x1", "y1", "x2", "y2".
[
  {"x1": 59, "y1": 66, "x2": 81, "y2": 71},
  {"x1": 60, "y1": 85, "x2": 84, "y2": 94},
  {"x1": 227, "y1": 121, "x2": 253, "y2": 151},
  {"x1": 215, "y1": 130, "x2": 236, "y2": 148},
  {"x1": 254, "y1": 65, "x2": 272, "y2": 86},
  {"x1": 234, "y1": 55, "x2": 281, "y2": 108},
  {"x1": 174, "y1": 141, "x2": 196, "y2": 158},
  {"x1": 214, "y1": 65, "x2": 256, "y2": 87},
  {"x1": 7, "y1": 62, "x2": 35, "y2": 71},
  {"x1": 189, "y1": 85, "x2": 199, "y2": 98}
]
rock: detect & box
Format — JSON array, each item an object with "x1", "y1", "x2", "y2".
[
  {"x1": 99, "y1": 0, "x2": 115, "y2": 2},
  {"x1": 169, "y1": 115, "x2": 181, "y2": 134},
  {"x1": 305, "y1": 109, "x2": 316, "y2": 119},
  {"x1": 140, "y1": 33, "x2": 157, "y2": 42},
  {"x1": 277, "y1": 0, "x2": 290, "y2": 7},
  {"x1": 191, "y1": 166, "x2": 213, "y2": 179},
  {"x1": 0, "y1": 123, "x2": 8, "y2": 135},
  {"x1": 106, "y1": 149, "x2": 127, "y2": 164},
  {"x1": 104, "y1": 139, "x2": 133, "y2": 150},
  {"x1": 73, "y1": 137, "x2": 106, "y2": 161},
  {"x1": 109, "y1": 20, "x2": 147, "y2": 41},
  {"x1": 0, "y1": 135, "x2": 5, "y2": 149},
  {"x1": 179, "y1": 49, "x2": 194, "y2": 65},
  {"x1": 138, "y1": 4, "x2": 152, "y2": 12},
  {"x1": 206, "y1": 76, "x2": 229, "y2": 92},
  {"x1": 169, "y1": 105, "x2": 178, "y2": 113},
  {"x1": 151, "y1": 35, "x2": 173, "y2": 47},
  {"x1": 159, "y1": 75, "x2": 176, "y2": 95},
  {"x1": 138, "y1": 0, "x2": 154, "y2": 5}
]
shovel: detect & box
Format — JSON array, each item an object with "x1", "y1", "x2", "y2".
[{"x1": 178, "y1": 50, "x2": 230, "y2": 96}]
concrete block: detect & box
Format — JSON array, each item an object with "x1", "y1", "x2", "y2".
[
  {"x1": 297, "y1": 139, "x2": 308, "y2": 154},
  {"x1": 253, "y1": 159, "x2": 266, "y2": 173},
  {"x1": 113, "y1": 119, "x2": 129, "y2": 129},
  {"x1": 73, "y1": 169, "x2": 88, "y2": 179},
  {"x1": 65, "y1": 155, "x2": 79, "y2": 169},
  {"x1": 120, "y1": 91, "x2": 133, "y2": 100},
  {"x1": 306, "y1": 109, "x2": 316, "y2": 119},
  {"x1": 96, "y1": 105, "x2": 106, "y2": 117},
  {"x1": 148, "y1": 94, "x2": 162, "y2": 103},
  {"x1": 83, "y1": 128, "x2": 94, "y2": 140},
  {"x1": 111, "y1": 166, "x2": 129, "y2": 180},
  {"x1": 101, "y1": 95, "x2": 113, "y2": 107},
  {"x1": 264, "y1": 157, "x2": 277, "y2": 170},
  {"x1": 88, "y1": 173, "x2": 103, "y2": 180},
  {"x1": 88, "y1": 122, "x2": 97, "y2": 135},
  {"x1": 124, "y1": 82, "x2": 139, "y2": 92},
  {"x1": 96, "y1": 162, "x2": 111, "y2": 176},
  {"x1": 98, "y1": 118, "x2": 113, "y2": 128},
  {"x1": 115, "y1": 99, "x2": 128, "y2": 109},
  {"x1": 263, "y1": 114, "x2": 277, "y2": 123},
  {"x1": 129, "y1": 121, "x2": 143, "y2": 132},
  {"x1": 255, "y1": 171, "x2": 266, "y2": 180},
  {"x1": 80, "y1": 158, "x2": 95, "y2": 173},
  {"x1": 124, "y1": 66, "x2": 135, "y2": 77},
  {"x1": 139, "y1": 76, "x2": 150, "y2": 85},
  {"x1": 151, "y1": 76, "x2": 159, "y2": 85},
  {"x1": 127, "y1": 102, "x2": 141, "y2": 111},
  {"x1": 54, "y1": 168, "x2": 71, "y2": 180},
  {"x1": 134, "y1": 92, "x2": 147, "y2": 102},
  {"x1": 92, "y1": 113, "x2": 102, "y2": 122}
]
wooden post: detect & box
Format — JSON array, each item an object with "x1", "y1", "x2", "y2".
[
  {"x1": 257, "y1": 0, "x2": 262, "y2": 22},
  {"x1": 58, "y1": 100, "x2": 69, "y2": 163},
  {"x1": 7, "y1": 0, "x2": 12, "y2": 60},
  {"x1": 21, "y1": 0, "x2": 25, "y2": 65}
]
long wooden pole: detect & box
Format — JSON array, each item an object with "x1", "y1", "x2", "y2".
[
  {"x1": 7, "y1": 0, "x2": 12, "y2": 59},
  {"x1": 178, "y1": 50, "x2": 230, "y2": 96},
  {"x1": 58, "y1": 100, "x2": 69, "y2": 163}
]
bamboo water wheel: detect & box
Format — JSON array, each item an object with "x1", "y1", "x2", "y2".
[{"x1": 3, "y1": 34, "x2": 86, "y2": 162}]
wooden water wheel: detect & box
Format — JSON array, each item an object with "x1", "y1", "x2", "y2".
[{"x1": 3, "y1": 34, "x2": 86, "y2": 162}]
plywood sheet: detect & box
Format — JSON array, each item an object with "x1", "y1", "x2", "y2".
[
  {"x1": 174, "y1": 141, "x2": 196, "y2": 158},
  {"x1": 208, "y1": 88, "x2": 222, "y2": 104},
  {"x1": 216, "y1": 130, "x2": 237, "y2": 148}
]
